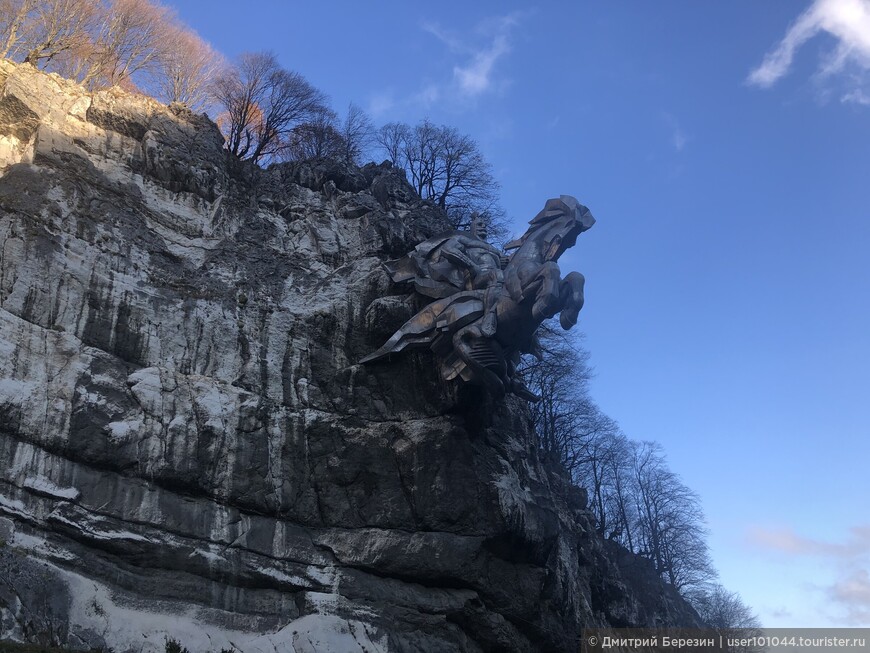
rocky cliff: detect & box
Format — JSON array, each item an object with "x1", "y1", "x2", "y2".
[{"x1": 0, "y1": 60, "x2": 700, "y2": 653}]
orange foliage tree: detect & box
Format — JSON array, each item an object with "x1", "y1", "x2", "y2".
[
  {"x1": 0, "y1": 0, "x2": 222, "y2": 110},
  {"x1": 211, "y1": 51, "x2": 328, "y2": 164}
]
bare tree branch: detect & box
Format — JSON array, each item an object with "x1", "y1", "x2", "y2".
[
  {"x1": 338, "y1": 103, "x2": 374, "y2": 164},
  {"x1": 0, "y1": 0, "x2": 35, "y2": 59},
  {"x1": 151, "y1": 25, "x2": 223, "y2": 111},
  {"x1": 688, "y1": 584, "x2": 763, "y2": 651},
  {"x1": 376, "y1": 118, "x2": 507, "y2": 238},
  {"x1": 629, "y1": 441, "x2": 716, "y2": 591},
  {"x1": 521, "y1": 327, "x2": 717, "y2": 594},
  {"x1": 212, "y1": 51, "x2": 328, "y2": 164},
  {"x1": 376, "y1": 121, "x2": 410, "y2": 167},
  {"x1": 15, "y1": 0, "x2": 95, "y2": 67},
  {"x1": 282, "y1": 106, "x2": 344, "y2": 161},
  {"x1": 80, "y1": 0, "x2": 174, "y2": 88}
]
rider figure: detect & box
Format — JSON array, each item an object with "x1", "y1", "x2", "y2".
[{"x1": 436, "y1": 213, "x2": 503, "y2": 336}]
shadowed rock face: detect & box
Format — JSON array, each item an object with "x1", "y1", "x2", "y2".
[{"x1": 0, "y1": 60, "x2": 700, "y2": 653}]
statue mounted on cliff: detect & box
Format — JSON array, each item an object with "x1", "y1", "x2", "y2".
[{"x1": 361, "y1": 195, "x2": 595, "y2": 401}]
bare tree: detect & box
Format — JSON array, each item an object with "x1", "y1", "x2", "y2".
[
  {"x1": 1, "y1": 0, "x2": 223, "y2": 104},
  {"x1": 338, "y1": 103, "x2": 374, "y2": 164},
  {"x1": 689, "y1": 584, "x2": 763, "y2": 652},
  {"x1": 432, "y1": 124, "x2": 501, "y2": 229},
  {"x1": 400, "y1": 119, "x2": 439, "y2": 200},
  {"x1": 376, "y1": 119, "x2": 506, "y2": 237},
  {"x1": 212, "y1": 51, "x2": 328, "y2": 164},
  {"x1": 376, "y1": 121, "x2": 410, "y2": 166},
  {"x1": 521, "y1": 327, "x2": 582, "y2": 439},
  {"x1": 690, "y1": 584, "x2": 762, "y2": 630},
  {"x1": 0, "y1": 0, "x2": 34, "y2": 59},
  {"x1": 151, "y1": 25, "x2": 223, "y2": 111},
  {"x1": 212, "y1": 52, "x2": 270, "y2": 159},
  {"x1": 281, "y1": 103, "x2": 373, "y2": 163},
  {"x1": 519, "y1": 325, "x2": 634, "y2": 543},
  {"x1": 579, "y1": 426, "x2": 630, "y2": 539},
  {"x1": 521, "y1": 324, "x2": 594, "y2": 468},
  {"x1": 605, "y1": 444, "x2": 637, "y2": 551},
  {"x1": 519, "y1": 329, "x2": 716, "y2": 594},
  {"x1": 519, "y1": 324, "x2": 657, "y2": 552},
  {"x1": 283, "y1": 106, "x2": 344, "y2": 161},
  {"x1": 630, "y1": 441, "x2": 716, "y2": 591},
  {"x1": 79, "y1": 0, "x2": 174, "y2": 88},
  {"x1": 12, "y1": 0, "x2": 95, "y2": 67}
]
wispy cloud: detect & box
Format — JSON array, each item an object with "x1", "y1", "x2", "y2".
[
  {"x1": 747, "y1": 524, "x2": 870, "y2": 558},
  {"x1": 829, "y1": 569, "x2": 870, "y2": 625},
  {"x1": 453, "y1": 15, "x2": 519, "y2": 96},
  {"x1": 421, "y1": 21, "x2": 464, "y2": 53},
  {"x1": 748, "y1": 0, "x2": 870, "y2": 104},
  {"x1": 368, "y1": 91, "x2": 395, "y2": 119},
  {"x1": 748, "y1": 524, "x2": 870, "y2": 625},
  {"x1": 831, "y1": 569, "x2": 870, "y2": 604},
  {"x1": 453, "y1": 36, "x2": 510, "y2": 95},
  {"x1": 663, "y1": 113, "x2": 688, "y2": 152},
  {"x1": 413, "y1": 83, "x2": 441, "y2": 108},
  {"x1": 369, "y1": 12, "x2": 526, "y2": 120},
  {"x1": 842, "y1": 87, "x2": 870, "y2": 104},
  {"x1": 421, "y1": 12, "x2": 524, "y2": 102}
]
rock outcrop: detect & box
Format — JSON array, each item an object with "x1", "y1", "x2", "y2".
[{"x1": 0, "y1": 60, "x2": 700, "y2": 653}]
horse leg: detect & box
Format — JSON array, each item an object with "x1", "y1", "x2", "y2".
[
  {"x1": 531, "y1": 261, "x2": 563, "y2": 321},
  {"x1": 559, "y1": 271, "x2": 586, "y2": 329}
]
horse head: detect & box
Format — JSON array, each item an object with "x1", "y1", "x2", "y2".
[{"x1": 504, "y1": 195, "x2": 595, "y2": 263}]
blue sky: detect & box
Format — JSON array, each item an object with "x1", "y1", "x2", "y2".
[{"x1": 168, "y1": 0, "x2": 870, "y2": 627}]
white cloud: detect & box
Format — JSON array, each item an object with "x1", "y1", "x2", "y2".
[
  {"x1": 748, "y1": 0, "x2": 870, "y2": 94},
  {"x1": 453, "y1": 33, "x2": 511, "y2": 96},
  {"x1": 831, "y1": 569, "x2": 870, "y2": 603},
  {"x1": 829, "y1": 569, "x2": 870, "y2": 625},
  {"x1": 423, "y1": 12, "x2": 523, "y2": 101},
  {"x1": 842, "y1": 87, "x2": 870, "y2": 103},
  {"x1": 662, "y1": 113, "x2": 688, "y2": 152},
  {"x1": 421, "y1": 21, "x2": 463, "y2": 53},
  {"x1": 747, "y1": 524, "x2": 870, "y2": 558},
  {"x1": 370, "y1": 13, "x2": 525, "y2": 118},
  {"x1": 748, "y1": 525, "x2": 870, "y2": 626},
  {"x1": 367, "y1": 92, "x2": 395, "y2": 119},
  {"x1": 413, "y1": 84, "x2": 441, "y2": 107}
]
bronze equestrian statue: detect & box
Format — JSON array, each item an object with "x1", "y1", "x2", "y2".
[{"x1": 361, "y1": 195, "x2": 595, "y2": 400}]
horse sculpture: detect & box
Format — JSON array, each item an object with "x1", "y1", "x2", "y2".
[{"x1": 360, "y1": 195, "x2": 595, "y2": 400}]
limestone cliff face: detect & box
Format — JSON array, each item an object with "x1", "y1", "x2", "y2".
[{"x1": 0, "y1": 60, "x2": 700, "y2": 653}]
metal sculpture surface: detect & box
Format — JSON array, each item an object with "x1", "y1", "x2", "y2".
[{"x1": 361, "y1": 195, "x2": 595, "y2": 400}]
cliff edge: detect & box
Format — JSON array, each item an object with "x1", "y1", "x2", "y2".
[{"x1": 0, "y1": 60, "x2": 700, "y2": 652}]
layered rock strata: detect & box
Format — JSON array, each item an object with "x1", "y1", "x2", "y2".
[{"x1": 0, "y1": 60, "x2": 699, "y2": 652}]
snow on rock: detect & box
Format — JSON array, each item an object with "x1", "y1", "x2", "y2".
[
  {"x1": 21, "y1": 476, "x2": 80, "y2": 501},
  {"x1": 0, "y1": 58, "x2": 703, "y2": 652}
]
